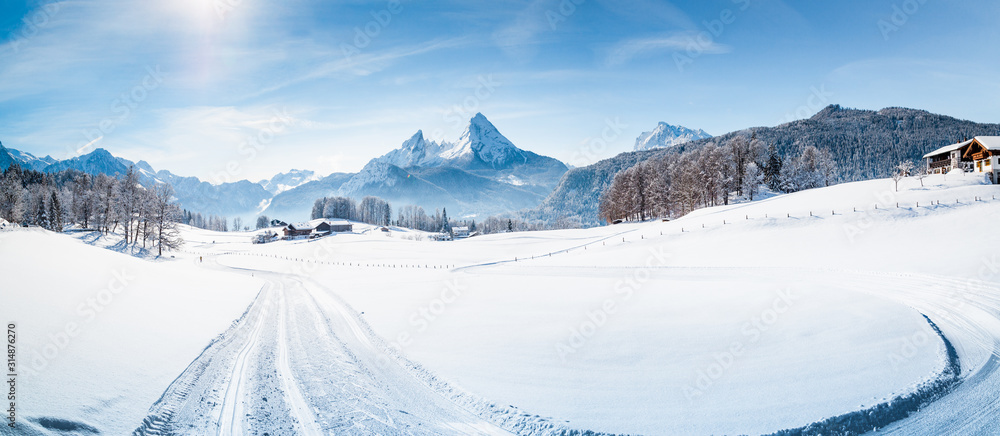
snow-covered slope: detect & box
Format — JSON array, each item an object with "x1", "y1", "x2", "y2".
[
  {"x1": 258, "y1": 169, "x2": 321, "y2": 195},
  {"x1": 633, "y1": 122, "x2": 711, "y2": 151},
  {"x1": 0, "y1": 228, "x2": 259, "y2": 435},
  {"x1": 7, "y1": 173, "x2": 1000, "y2": 435},
  {"x1": 0, "y1": 143, "x2": 56, "y2": 172},
  {"x1": 323, "y1": 113, "x2": 569, "y2": 218},
  {"x1": 376, "y1": 130, "x2": 450, "y2": 168}
]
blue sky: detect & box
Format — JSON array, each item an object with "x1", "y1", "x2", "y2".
[{"x1": 1, "y1": 0, "x2": 998, "y2": 182}]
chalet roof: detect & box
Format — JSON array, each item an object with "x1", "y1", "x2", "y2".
[
  {"x1": 308, "y1": 218, "x2": 351, "y2": 226},
  {"x1": 975, "y1": 136, "x2": 1000, "y2": 150},
  {"x1": 923, "y1": 139, "x2": 973, "y2": 159},
  {"x1": 453, "y1": 226, "x2": 469, "y2": 232},
  {"x1": 923, "y1": 136, "x2": 1000, "y2": 159},
  {"x1": 288, "y1": 222, "x2": 315, "y2": 230}
]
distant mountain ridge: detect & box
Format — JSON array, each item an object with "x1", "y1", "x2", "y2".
[
  {"x1": 634, "y1": 122, "x2": 711, "y2": 151},
  {"x1": 266, "y1": 113, "x2": 569, "y2": 219},
  {"x1": 258, "y1": 169, "x2": 320, "y2": 195},
  {"x1": 533, "y1": 105, "x2": 1000, "y2": 225},
  {"x1": 0, "y1": 144, "x2": 272, "y2": 221},
  {"x1": 1, "y1": 113, "x2": 569, "y2": 222}
]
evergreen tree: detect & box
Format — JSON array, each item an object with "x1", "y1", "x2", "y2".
[
  {"x1": 48, "y1": 190, "x2": 62, "y2": 231},
  {"x1": 34, "y1": 194, "x2": 47, "y2": 229},
  {"x1": 764, "y1": 143, "x2": 783, "y2": 191},
  {"x1": 441, "y1": 207, "x2": 451, "y2": 233}
]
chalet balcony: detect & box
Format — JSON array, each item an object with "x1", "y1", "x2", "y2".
[
  {"x1": 972, "y1": 151, "x2": 991, "y2": 161},
  {"x1": 928, "y1": 160, "x2": 951, "y2": 170}
]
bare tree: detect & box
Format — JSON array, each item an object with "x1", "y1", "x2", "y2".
[
  {"x1": 892, "y1": 161, "x2": 914, "y2": 192},
  {"x1": 149, "y1": 183, "x2": 183, "y2": 256}
]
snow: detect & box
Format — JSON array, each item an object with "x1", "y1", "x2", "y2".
[
  {"x1": 634, "y1": 122, "x2": 711, "y2": 151},
  {"x1": 0, "y1": 229, "x2": 260, "y2": 435},
  {"x1": 923, "y1": 139, "x2": 972, "y2": 158},
  {"x1": 975, "y1": 135, "x2": 1000, "y2": 151},
  {"x1": 4, "y1": 172, "x2": 1000, "y2": 435},
  {"x1": 374, "y1": 113, "x2": 525, "y2": 169}
]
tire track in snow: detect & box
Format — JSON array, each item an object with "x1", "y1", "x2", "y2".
[
  {"x1": 274, "y1": 284, "x2": 324, "y2": 436},
  {"x1": 217, "y1": 287, "x2": 269, "y2": 436}
]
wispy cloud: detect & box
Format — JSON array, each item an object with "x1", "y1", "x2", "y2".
[
  {"x1": 244, "y1": 37, "x2": 474, "y2": 99},
  {"x1": 492, "y1": 0, "x2": 560, "y2": 61},
  {"x1": 604, "y1": 34, "x2": 731, "y2": 67}
]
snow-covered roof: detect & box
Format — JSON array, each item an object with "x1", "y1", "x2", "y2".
[
  {"x1": 289, "y1": 222, "x2": 315, "y2": 230},
  {"x1": 923, "y1": 139, "x2": 973, "y2": 158},
  {"x1": 975, "y1": 136, "x2": 1000, "y2": 151},
  {"x1": 923, "y1": 136, "x2": 1000, "y2": 159}
]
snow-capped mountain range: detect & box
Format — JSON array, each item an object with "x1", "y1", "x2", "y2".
[
  {"x1": 0, "y1": 113, "x2": 570, "y2": 222},
  {"x1": 634, "y1": 122, "x2": 712, "y2": 151},
  {"x1": 269, "y1": 113, "x2": 569, "y2": 219},
  {"x1": 258, "y1": 169, "x2": 321, "y2": 195}
]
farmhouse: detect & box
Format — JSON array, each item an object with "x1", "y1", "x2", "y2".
[
  {"x1": 923, "y1": 136, "x2": 1000, "y2": 183},
  {"x1": 283, "y1": 222, "x2": 315, "y2": 238},
  {"x1": 452, "y1": 226, "x2": 470, "y2": 238},
  {"x1": 315, "y1": 219, "x2": 353, "y2": 234}
]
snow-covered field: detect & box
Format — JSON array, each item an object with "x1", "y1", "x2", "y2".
[
  {"x1": 2, "y1": 172, "x2": 999, "y2": 435},
  {"x1": 0, "y1": 230, "x2": 261, "y2": 435}
]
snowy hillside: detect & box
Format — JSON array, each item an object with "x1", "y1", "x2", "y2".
[
  {"x1": 258, "y1": 169, "x2": 321, "y2": 195},
  {"x1": 633, "y1": 122, "x2": 711, "y2": 151},
  {"x1": 0, "y1": 228, "x2": 260, "y2": 435},
  {"x1": 5, "y1": 172, "x2": 999, "y2": 435}
]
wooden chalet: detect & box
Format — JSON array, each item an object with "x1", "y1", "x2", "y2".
[
  {"x1": 283, "y1": 222, "x2": 315, "y2": 238},
  {"x1": 923, "y1": 136, "x2": 1000, "y2": 183},
  {"x1": 315, "y1": 219, "x2": 353, "y2": 234}
]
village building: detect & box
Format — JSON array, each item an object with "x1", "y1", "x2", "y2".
[
  {"x1": 284, "y1": 219, "x2": 354, "y2": 239},
  {"x1": 452, "y1": 226, "x2": 470, "y2": 238},
  {"x1": 283, "y1": 222, "x2": 315, "y2": 238},
  {"x1": 923, "y1": 136, "x2": 1000, "y2": 183},
  {"x1": 315, "y1": 219, "x2": 353, "y2": 235}
]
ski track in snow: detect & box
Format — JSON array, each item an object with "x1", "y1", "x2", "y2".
[
  {"x1": 131, "y1": 259, "x2": 532, "y2": 435},
  {"x1": 128, "y1": 240, "x2": 1000, "y2": 434}
]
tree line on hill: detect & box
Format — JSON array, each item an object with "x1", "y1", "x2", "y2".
[
  {"x1": 0, "y1": 164, "x2": 182, "y2": 255},
  {"x1": 303, "y1": 195, "x2": 482, "y2": 235},
  {"x1": 599, "y1": 136, "x2": 836, "y2": 223},
  {"x1": 536, "y1": 105, "x2": 1000, "y2": 226},
  {"x1": 180, "y1": 210, "x2": 234, "y2": 232}
]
